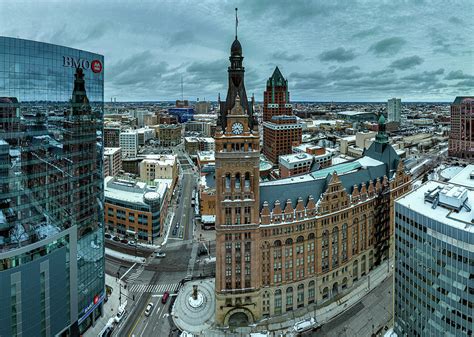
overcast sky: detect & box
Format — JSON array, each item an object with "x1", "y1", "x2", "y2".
[{"x1": 1, "y1": 0, "x2": 473, "y2": 102}]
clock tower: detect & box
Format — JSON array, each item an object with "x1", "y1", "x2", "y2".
[{"x1": 214, "y1": 16, "x2": 262, "y2": 325}]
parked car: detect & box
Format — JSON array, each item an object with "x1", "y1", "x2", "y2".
[
  {"x1": 128, "y1": 240, "x2": 136, "y2": 247},
  {"x1": 144, "y1": 302, "x2": 154, "y2": 317},
  {"x1": 172, "y1": 228, "x2": 178, "y2": 236},
  {"x1": 112, "y1": 236, "x2": 120, "y2": 242},
  {"x1": 105, "y1": 233, "x2": 112, "y2": 239},
  {"x1": 162, "y1": 291, "x2": 170, "y2": 304},
  {"x1": 156, "y1": 252, "x2": 166, "y2": 258},
  {"x1": 120, "y1": 238, "x2": 128, "y2": 244}
]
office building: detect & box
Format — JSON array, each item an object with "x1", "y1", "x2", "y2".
[
  {"x1": 387, "y1": 98, "x2": 401, "y2": 123},
  {"x1": 279, "y1": 153, "x2": 314, "y2": 178},
  {"x1": 185, "y1": 121, "x2": 212, "y2": 137},
  {"x1": 104, "y1": 126, "x2": 121, "y2": 147},
  {"x1": 448, "y1": 96, "x2": 473, "y2": 159},
  {"x1": 184, "y1": 136, "x2": 215, "y2": 155},
  {"x1": 119, "y1": 130, "x2": 139, "y2": 158},
  {"x1": 138, "y1": 154, "x2": 177, "y2": 185},
  {"x1": 394, "y1": 166, "x2": 474, "y2": 336},
  {"x1": 159, "y1": 124, "x2": 182, "y2": 147},
  {"x1": 214, "y1": 35, "x2": 412, "y2": 326},
  {"x1": 195, "y1": 100, "x2": 210, "y2": 114},
  {"x1": 136, "y1": 127, "x2": 154, "y2": 146},
  {"x1": 0, "y1": 37, "x2": 104, "y2": 336},
  {"x1": 262, "y1": 67, "x2": 302, "y2": 164},
  {"x1": 104, "y1": 147, "x2": 122, "y2": 177},
  {"x1": 104, "y1": 177, "x2": 169, "y2": 242}
]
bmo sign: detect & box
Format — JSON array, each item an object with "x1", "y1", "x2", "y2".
[{"x1": 63, "y1": 56, "x2": 103, "y2": 74}]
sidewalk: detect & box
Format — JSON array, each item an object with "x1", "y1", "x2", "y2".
[
  {"x1": 200, "y1": 258, "x2": 394, "y2": 336},
  {"x1": 84, "y1": 274, "x2": 129, "y2": 337}
]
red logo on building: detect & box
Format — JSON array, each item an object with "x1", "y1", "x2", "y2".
[
  {"x1": 91, "y1": 60, "x2": 103, "y2": 74},
  {"x1": 93, "y1": 295, "x2": 99, "y2": 304}
]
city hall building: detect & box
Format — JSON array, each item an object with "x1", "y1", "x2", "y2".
[
  {"x1": 0, "y1": 37, "x2": 105, "y2": 336},
  {"x1": 214, "y1": 35, "x2": 412, "y2": 326}
]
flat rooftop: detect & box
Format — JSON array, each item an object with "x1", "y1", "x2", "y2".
[
  {"x1": 449, "y1": 164, "x2": 474, "y2": 189},
  {"x1": 397, "y1": 180, "x2": 474, "y2": 233}
]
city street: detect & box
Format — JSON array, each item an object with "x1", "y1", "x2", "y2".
[{"x1": 316, "y1": 275, "x2": 393, "y2": 337}]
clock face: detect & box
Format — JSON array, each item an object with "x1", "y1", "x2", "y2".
[{"x1": 232, "y1": 122, "x2": 244, "y2": 135}]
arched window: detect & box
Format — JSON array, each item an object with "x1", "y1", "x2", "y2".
[
  {"x1": 225, "y1": 173, "x2": 231, "y2": 189},
  {"x1": 297, "y1": 284, "x2": 305, "y2": 308},
  {"x1": 361, "y1": 255, "x2": 367, "y2": 276},
  {"x1": 286, "y1": 287, "x2": 294, "y2": 311},
  {"x1": 352, "y1": 218, "x2": 359, "y2": 255},
  {"x1": 285, "y1": 238, "x2": 293, "y2": 245},
  {"x1": 332, "y1": 282, "x2": 339, "y2": 296},
  {"x1": 296, "y1": 235, "x2": 304, "y2": 243},
  {"x1": 322, "y1": 230, "x2": 329, "y2": 272},
  {"x1": 342, "y1": 277, "x2": 348, "y2": 290},
  {"x1": 352, "y1": 260, "x2": 359, "y2": 282},
  {"x1": 342, "y1": 223, "x2": 348, "y2": 262},
  {"x1": 244, "y1": 172, "x2": 251, "y2": 190},
  {"x1": 308, "y1": 280, "x2": 315, "y2": 304},
  {"x1": 322, "y1": 287, "x2": 329, "y2": 300},
  {"x1": 332, "y1": 227, "x2": 339, "y2": 268},
  {"x1": 235, "y1": 173, "x2": 241, "y2": 189},
  {"x1": 274, "y1": 289, "x2": 282, "y2": 315}
]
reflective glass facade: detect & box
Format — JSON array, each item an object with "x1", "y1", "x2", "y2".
[
  {"x1": 394, "y1": 183, "x2": 473, "y2": 337},
  {"x1": 0, "y1": 36, "x2": 104, "y2": 336}
]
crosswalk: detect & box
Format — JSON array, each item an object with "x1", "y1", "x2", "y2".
[
  {"x1": 125, "y1": 264, "x2": 145, "y2": 283},
  {"x1": 129, "y1": 283, "x2": 181, "y2": 294}
]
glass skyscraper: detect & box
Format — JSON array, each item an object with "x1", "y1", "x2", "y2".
[
  {"x1": 394, "y1": 171, "x2": 473, "y2": 337},
  {"x1": 0, "y1": 36, "x2": 104, "y2": 336}
]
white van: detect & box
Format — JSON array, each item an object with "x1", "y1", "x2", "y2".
[{"x1": 293, "y1": 317, "x2": 316, "y2": 333}]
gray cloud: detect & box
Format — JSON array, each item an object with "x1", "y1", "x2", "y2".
[
  {"x1": 389, "y1": 56, "x2": 424, "y2": 70},
  {"x1": 448, "y1": 16, "x2": 463, "y2": 25},
  {"x1": 319, "y1": 48, "x2": 357, "y2": 63},
  {"x1": 401, "y1": 68, "x2": 444, "y2": 83},
  {"x1": 445, "y1": 70, "x2": 474, "y2": 80},
  {"x1": 272, "y1": 51, "x2": 304, "y2": 62},
  {"x1": 351, "y1": 26, "x2": 380, "y2": 39},
  {"x1": 369, "y1": 37, "x2": 407, "y2": 56},
  {"x1": 108, "y1": 51, "x2": 169, "y2": 87}
]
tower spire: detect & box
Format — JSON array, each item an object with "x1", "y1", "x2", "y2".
[{"x1": 235, "y1": 8, "x2": 238, "y2": 39}]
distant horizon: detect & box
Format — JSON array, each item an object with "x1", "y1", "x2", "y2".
[{"x1": 103, "y1": 99, "x2": 454, "y2": 104}]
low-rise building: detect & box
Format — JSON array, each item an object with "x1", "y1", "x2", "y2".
[
  {"x1": 197, "y1": 151, "x2": 215, "y2": 169},
  {"x1": 279, "y1": 153, "x2": 314, "y2": 178},
  {"x1": 104, "y1": 147, "x2": 122, "y2": 177},
  {"x1": 198, "y1": 165, "x2": 216, "y2": 227},
  {"x1": 184, "y1": 136, "x2": 215, "y2": 155},
  {"x1": 159, "y1": 124, "x2": 182, "y2": 147},
  {"x1": 138, "y1": 154, "x2": 177, "y2": 185},
  {"x1": 336, "y1": 110, "x2": 378, "y2": 123},
  {"x1": 104, "y1": 176, "x2": 169, "y2": 242},
  {"x1": 136, "y1": 127, "x2": 155, "y2": 145}
]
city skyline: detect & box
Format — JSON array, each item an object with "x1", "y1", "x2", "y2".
[{"x1": 1, "y1": 0, "x2": 472, "y2": 102}]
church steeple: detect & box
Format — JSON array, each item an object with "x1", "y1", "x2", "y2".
[{"x1": 218, "y1": 9, "x2": 256, "y2": 132}]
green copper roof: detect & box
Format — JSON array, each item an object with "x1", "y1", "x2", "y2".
[
  {"x1": 267, "y1": 66, "x2": 287, "y2": 87},
  {"x1": 378, "y1": 114, "x2": 385, "y2": 124}
]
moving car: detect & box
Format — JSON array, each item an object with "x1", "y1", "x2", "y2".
[
  {"x1": 156, "y1": 252, "x2": 166, "y2": 258},
  {"x1": 105, "y1": 233, "x2": 112, "y2": 239},
  {"x1": 162, "y1": 291, "x2": 170, "y2": 304},
  {"x1": 112, "y1": 236, "x2": 120, "y2": 242},
  {"x1": 144, "y1": 302, "x2": 154, "y2": 317}
]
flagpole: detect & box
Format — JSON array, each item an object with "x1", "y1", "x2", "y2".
[{"x1": 235, "y1": 7, "x2": 238, "y2": 39}]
